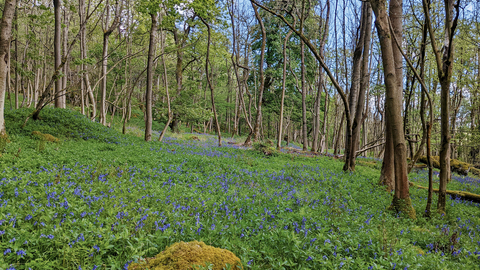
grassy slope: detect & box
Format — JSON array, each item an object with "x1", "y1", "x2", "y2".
[{"x1": 0, "y1": 108, "x2": 479, "y2": 270}]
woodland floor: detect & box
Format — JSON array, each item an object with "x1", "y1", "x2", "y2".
[{"x1": 0, "y1": 107, "x2": 479, "y2": 270}]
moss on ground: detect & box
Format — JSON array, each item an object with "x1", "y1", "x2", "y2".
[
  {"x1": 32, "y1": 131, "x2": 60, "y2": 142},
  {"x1": 128, "y1": 241, "x2": 242, "y2": 270}
]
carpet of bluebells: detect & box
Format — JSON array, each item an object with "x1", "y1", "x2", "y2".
[{"x1": 0, "y1": 109, "x2": 479, "y2": 270}]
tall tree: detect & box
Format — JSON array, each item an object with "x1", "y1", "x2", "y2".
[
  {"x1": 422, "y1": 0, "x2": 460, "y2": 213},
  {"x1": 0, "y1": 0, "x2": 16, "y2": 136},
  {"x1": 54, "y1": 0, "x2": 63, "y2": 108},
  {"x1": 200, "y1": 16, "x2": 222, "y2": 146},
  {"x1": 369, "y1": 0, "x2": 415, "y2": 218},
  {"x1": 244, "y1": 1, "x2": 267, "y2": 145},
  {"x1": 100, "y1": 0, "x2": 121, "y2": 126},
  {"x1": 144, "y1": 12, "x2": 158, "y2": 142},
  {"x1": 277, "y1": 30, "x2": 293, "y2": 150}
]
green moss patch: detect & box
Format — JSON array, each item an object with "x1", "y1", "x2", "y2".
[{"x1": 128, "y1": 241, "x2": 242, "y2": 270}]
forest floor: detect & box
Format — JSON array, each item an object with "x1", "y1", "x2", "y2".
[{"x1": 0, "y1": 107, "x2": 479, "y2": 270}]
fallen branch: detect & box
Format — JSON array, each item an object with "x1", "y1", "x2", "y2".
[{"x1": 356, "y1": 142, "x2": 385, "y2": 157}]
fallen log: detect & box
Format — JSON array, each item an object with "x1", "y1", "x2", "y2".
[
  {"x1": 412, "y1": 183, "x2": 480, "y2": 203},
  {"x1": 417, "y1": 156, "x2": 480, "y2": 176}
]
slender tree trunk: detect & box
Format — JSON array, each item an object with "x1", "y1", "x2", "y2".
[
  {"x1": 301, "y1": 39, "x2": 308, "y2": 151},
  {"x1": 245, "y1": 2, "x2": 266, "y2": 145},
  {"x1": 62, "y1": 9, "x2": 70, "y2": 108},
  {"x1": 14, "y1": 9, "x2": 18, "y2": 109},
  {"x1": 422, "y1": 0, "x2": 458, "y2": 213},
  {"x1": 159, "y1": 20, "x2": 172, "y2": 142},
  {"x1": 144, "y1": 13, "x2": 157, "y2": 142},
  {"x1": 79, "y1": 0, "x2": 85, "y2": 115},
  {"x1": 277, "y1": 30, "x2": 293, "y2": 150},
  {"x1": 79, "y1": 0, "x2": 95, "y2": 120},
  {"x1": 0, "y1": 0, "x2": 16, "y2": 136},
  {"x1": 200, "y1": 17, "x2": 222, "y2": 146},
  {"x1": 54, "y1": 0, "x2": 63, "y2": 108},
  {"x1": 100, "y1": 0, "x2": 121, "y2": 126},
  {"x1": 334, "y1": 112, "x2": 344, "y2": 156}
]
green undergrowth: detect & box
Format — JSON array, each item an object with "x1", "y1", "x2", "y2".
[{"x1": 0, "y1": 108, "x2": 479, "y2": 270}]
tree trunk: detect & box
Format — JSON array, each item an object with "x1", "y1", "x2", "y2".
[
  {"x1": 100, "y1": 0, "x2": 121, "y2": 126},
  {"x1": 422, "y1": 0, "x2": 458, "y2": 214},
  {"x1": 301, "y1": 39, "x2": 308, "y2": 151},
  {"x1": 370, "y1": 0, "x2": 415, "y2": 219},
  {"x1": 277, "y1": 30, "x2": 293, "y2": 150},
  {"x1": 54, "y1": 0, "x2": 63, "y2": 108},
  {"x1": 245, "y1": 2, "x2": 266, "y2": 145},
  {"x1": 200, "y1": 17, "x2": 222, "y2": 146},
  {"x1": 0, "y1": 0, "x2": 16, "y2": 136},
  {"x1": 144, "y1": 13, "x2": 157, "y2": 142},
  {"x1": 14, "y1": 9, "x2": 18, "y2": 109},
  {"x1": 61, "y1": 8, "x2": 70, "y2": 109}
]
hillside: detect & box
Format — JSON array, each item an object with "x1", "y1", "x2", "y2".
[{"x1": 0, "y1": 108, "x2": 479, "y2": 270}]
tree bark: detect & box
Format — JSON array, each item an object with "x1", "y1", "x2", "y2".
[
  {"x1": 100, "y1": 0, "x2": 121, "y2": 126},
  {"x1": 54, "y1": 0, "x2": 63, "y2": 109},
  {"x1": 244, "y1": 2, "x2": 266, "y2": 145},
  {"x1": 144, "y1": 13, "x2": 157, "y2": 142},
  {"x1": 277, "y1": 30, "x2": 293, "y2": 150},
  {"x1": 369, "y1": 0, "x2": 415, "y2": 219},
  {"x1": 200, "y1": 17, "x2": 222, "y2": 146},
  {"x1": 0, "y1": 0, "x2": 16, "y2": 136},
  {"x1": 301, "y1": 39, "x2": 308, "y2": 151},
  {"x1": 422, "y1": 0, "x2": 459, "y2": 214}
]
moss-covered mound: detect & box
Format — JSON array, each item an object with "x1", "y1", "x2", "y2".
[
  {"x1": 128, "y1": 241, "x2": 243, "y2": 270},
  {"x1": 32, "y1": 131, "x2": 60, "y2": 142},
  {"x1": 418, "y1": 156, "x2": 478, "y2": 176}
]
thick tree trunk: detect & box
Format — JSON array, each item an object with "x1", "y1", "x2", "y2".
[
  {"x1": 0, "y1": 0, "x2": 16, "y2": 136},
  {"x1": 144, "y1": 13, "x2": 157, "y2": 142},
  {"x1": 370, "y1": 0, "x2": 415, "y2": 219}
]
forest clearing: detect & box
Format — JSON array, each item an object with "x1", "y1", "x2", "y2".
[{"x1": 1, "y1": 0, "x2": 480, "y2": 269}]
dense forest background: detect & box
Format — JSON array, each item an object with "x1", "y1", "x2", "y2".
[{"x1": 1, "y1": 0, "x2": 479, "y2": 167}]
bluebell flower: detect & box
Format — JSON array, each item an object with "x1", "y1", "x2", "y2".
[{"x1": 16, "y1": 250, "x2": 26, "y2": 257}]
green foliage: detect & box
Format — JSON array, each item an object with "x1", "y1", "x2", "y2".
[{"x1": 5, "y1": 107, "x2": 134, "y2": 144}]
